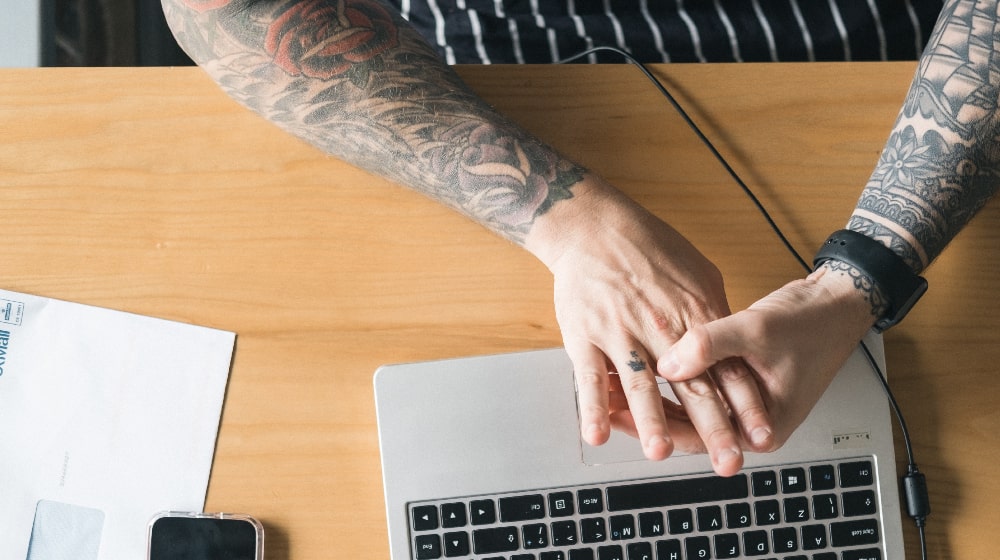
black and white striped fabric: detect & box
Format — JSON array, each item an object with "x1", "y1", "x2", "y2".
[{"x1": 389, "y1": 0, "x2": 944, "y2": 64}]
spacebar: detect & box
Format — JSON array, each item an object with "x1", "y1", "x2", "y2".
[{"x1": 606, "y1": 474, "x2": 749, "y2": 511}]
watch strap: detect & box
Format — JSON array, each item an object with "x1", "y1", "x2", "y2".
[{"x1": 813, "y1": 229, "x2": 928, "y2": 332}]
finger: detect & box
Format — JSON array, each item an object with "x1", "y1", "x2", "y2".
[
  {"x1": 711, "y1": 358, "x2": 775, "y2": 452},
  {"x1": 608, "y1": 393, "x2": 705, "y2": 449},
  {"x1": 669, "y1": 374, "x2": 744, "y2": 476},
  {"x1": 566, "y1": 342, "x2": 612, "y2": 446},
  {"x1": 607, "y1": 377, "x2": 638, "y2": 437},
  {"x1": 609, "y1": 345, "x2": 673, "y2": 461},
  {"x1": 657, "y1": 318, "x2": 742, "y2": 382}
]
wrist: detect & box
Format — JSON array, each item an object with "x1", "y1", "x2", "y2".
[
  {"x1": 813, "y1": 229, "x2": 928, "y2": 332},
  {"x1": 806, "y1": 264, "x2": 882, "y2": 335},
  {"x1": 523, "y1": 174, "x2": 634, "y2": 270}
]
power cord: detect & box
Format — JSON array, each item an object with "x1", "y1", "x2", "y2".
[{"x1": 561, "y1": 45, "x2": 931, "y2": 559}]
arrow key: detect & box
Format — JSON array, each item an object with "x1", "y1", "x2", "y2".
[
  {"x1": 471, "y1": 499, "x2": 497, "y2": 525},
  {"x1": 412, "y1": 505, "x2": 439, "y2": 531},
  {"x1": 443, "y1": 531, "x2": 470, "y2": 557},
  {"x1": 441, "y1": 502, "x2": 468, "y2": 528}
]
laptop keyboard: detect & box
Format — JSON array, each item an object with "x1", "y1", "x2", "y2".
[{"x1": 407, "y1": 457, "x2": 884, "y2": 560}]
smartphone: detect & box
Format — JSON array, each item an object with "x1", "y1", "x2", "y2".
[{"x1": 147, "y1": 512, "x2": 264, "y2": 560}]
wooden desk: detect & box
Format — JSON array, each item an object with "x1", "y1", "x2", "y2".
[{"x1": 2, "y1": 63, "x2": 997, "y2": 559}]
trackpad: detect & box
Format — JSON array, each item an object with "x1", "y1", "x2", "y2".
[{"x1": 581, "y1": 378, "x2": 690, "y2": 465}]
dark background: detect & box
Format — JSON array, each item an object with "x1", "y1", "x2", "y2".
[{"x1": 47, "y1": 0, "x2": 193, "y2": 66}]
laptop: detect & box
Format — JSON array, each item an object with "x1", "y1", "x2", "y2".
[{"x1": 375, "y1": 332, "x2": 904, "y2": 560}]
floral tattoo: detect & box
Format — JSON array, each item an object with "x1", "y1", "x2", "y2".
[{"x1": 164, "y1": 0, "x2": 584, "y2": 242}]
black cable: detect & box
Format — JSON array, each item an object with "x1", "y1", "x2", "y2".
[
  {"x1": 560, "y1": 47, "x2": 811, "y2": 272},
  {"x1": 561, "y1": 45, "x2": 931, "y2": 559}
]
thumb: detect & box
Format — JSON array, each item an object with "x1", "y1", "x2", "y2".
[{"x1": 657, "y1": 317, "x2": 745, "y2": 380}]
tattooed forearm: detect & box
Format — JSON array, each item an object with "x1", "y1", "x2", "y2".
[
  {"x1": 851, "y1": 0, "x2": 1000, "y2": 272},
  {"x1": 160, "y1": 0, "x2": 583, "y2": 243}
]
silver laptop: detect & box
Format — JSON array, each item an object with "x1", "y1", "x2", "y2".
[{"x1": 375, "y1": 332, "x2": 904, "y2": 560}]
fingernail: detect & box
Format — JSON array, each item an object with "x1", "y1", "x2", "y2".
[
  {"x1": 659, "y1": 351, "x2": 679, "y2": 377},
  {"x1": 715, "y1": 447, "x2": 740, "y2": 466},
  {"x1": 751, "y1": 427, "x2": 773, "y2": 447},
  {"x1": 584, "y1": 423, "x2": 609, "y2": 446},
  {"x1": 644, "y1": 435, "x2": 672, "y2": 459}
]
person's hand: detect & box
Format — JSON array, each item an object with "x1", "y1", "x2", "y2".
[
  {"x1": 526, "y1": 176, "x2": 774, "y2": 476},
  {"x1": 657, "y1": 264, "x2": 879, "y2": 450}
]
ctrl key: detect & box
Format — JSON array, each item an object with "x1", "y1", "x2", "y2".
[{"x1": 474, "y1": 526, "x2": 520, "y2": 554}]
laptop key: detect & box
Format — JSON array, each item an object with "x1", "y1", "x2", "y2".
[
  {"x1": 500, "y1": 494, "x2": 546, "y2": 522},
  {"x1": 578, "y1": 488, "x2": 604, "y2": 514},
  {"x1": 843, "y1": 489, "x2": 878, "y2": 517},
  {"x1": 470, "y1": 499, "x2": 496, "y2": 525},
  {"x1": 551, "y1": 520, "x2": 578, "y2": 546},
  {"x1": 581, "y1": 517, "x2": 607, "y2": 543},
  {"x1": 414, "y1": 534, "x2": 441, "y2": 559},
  {"x1": 724, "y1": 502, "x2": 751, "y2": 529},
  {"x1": 751, "y1": 470, "x2": 779, "y2": 496},
  {"x1": 473, "y1": 526, "x2": 520, "y2": 554},
  {"x1": 780, "y1": 467, "x2": 807, "y2": 493},
  {"x1": 412, "y1": 505, "x2": 439, "y2": 531},
  {"x1": 772, "y1": 526, "x2": 798, "y2": 553},
  {"x1": 655, "y1": 539, "x2": 681, "y2": 559},
  {"x1": 813, "y1": 493, "x2": 839, "y2": 520},
  {"x1": 609, "y1": 514, "x2": 636, "y2": 540},
  {"x1": 607, "y1": 474, "x2": 748, "y2": 511},
  {"x1": 830, "y1": 518, "x2": 880, "y2": 547},
  {"x1": 523, "y1": 523, "x2": 549, "y2": 548},
  {"x1": 801, "y1": 524, "x2": 828, "y2": 550},
  {"x1": 810, "y1": 464, "x2": 837, "y2": 490},
  {"x1": 842, "y1": 548, "x2": 883, "y2": 560},
  {"x1": 742, "y1": 530, "x2": 769, "y2": 556},
  {"x1": 754, "y1": 500, "x2": 780, "y2": 526},
  {"x1": 696, "y1": 505, "x2": 723, "y2": 531},
  {"x1": 440, "y1": 502, "x2": 467, "y2": 528},
  {"x1": 637, "y1": 511, "x2": 665, "y2": 537},
  {"x1": 840, "y1": 460, "x2": 875, "y2": 487},
  {"x1": 549, "y1": 491, "x2": 575, "y2": 517},
  {"x1": 597, "y1": 544, "x2": 624, "y2": 560},
  {"x1": 683, "y1": 536, "x2": 710, "y2": 559},
  {"x1": 626, "y1": 541, "x2": 653, "y2": 560},
  {"x1": 442, "y1": 531, "x2": 470, "y2": 557},
  {"x1": 714, "y1": 533, "x2": 739, "y2": 558},
  {"x1": 783, "y1": 496, "x2": 809, "y2": 523},
  {"x1": 667, "y1": 508, "x2": 693, "y2": 534}
]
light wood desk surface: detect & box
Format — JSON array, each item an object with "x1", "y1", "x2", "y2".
[{"x1": 2, "y1": 63, "x2": 998, "y2": 559}]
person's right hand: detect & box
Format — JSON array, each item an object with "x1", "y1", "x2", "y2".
[
  {"x1": 525, "y1": 175, "x2": 775, "y2": 476},
  {"x1": 657, "y1": 263, "x2": 880, "y2": 450}
]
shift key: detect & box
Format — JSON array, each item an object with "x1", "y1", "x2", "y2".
[{"x1": 473, "y1": 526, "x2": 520, "y2": 554}]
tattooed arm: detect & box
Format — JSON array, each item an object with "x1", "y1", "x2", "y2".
[
  {"x1": 660, "y1": 0, "x2": 999, "y2": 449},
  {"x1": 162, "y1": 0, "x2": 769, "y2": 475}
]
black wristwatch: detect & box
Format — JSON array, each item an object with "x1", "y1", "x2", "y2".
[{"x1": 813, "y1": 229, "x2": 928, "y2": 333}]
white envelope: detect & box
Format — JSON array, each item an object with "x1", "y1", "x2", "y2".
[{"x1": 0, "y1": 289, "x2": 235, "y2": 559}]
